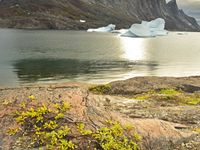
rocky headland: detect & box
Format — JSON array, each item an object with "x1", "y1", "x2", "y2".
[
  {"x1": 0, "y1": 0, "x2": 199, "y2": 31},
  {"x1": 1, "y1": 76, "x2": 200, "y2": 149}
]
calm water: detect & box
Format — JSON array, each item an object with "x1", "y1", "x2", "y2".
[{"x1": 0, "y1": 29, "x2": 200, "y2": 87}]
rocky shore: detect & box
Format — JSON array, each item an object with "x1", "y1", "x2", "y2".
[{"x1": 1, "y1": 76, "x2": 200, "y2": 149}]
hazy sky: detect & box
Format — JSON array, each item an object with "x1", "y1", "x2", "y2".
[{"x1": 171, "y1": 0, "x2": 200, "y2": 23}]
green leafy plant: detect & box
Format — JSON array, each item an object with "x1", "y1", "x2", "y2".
[
  {"x1": 93, "y1": 121, "x2": 141, "y2": 150},
  {"x1": 12, "y1": 96, "x2": 75, "y2": 150},
  {"x1": 8, "y1": 96, "x2": 141, "y2": 150},
  {"x1": 77, "y1": 123, "x2": 93, "y2": 136}
]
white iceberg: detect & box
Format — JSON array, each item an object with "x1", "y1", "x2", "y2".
[
  {"x1": 87, "y1": 24, "x2": 116, "y2": 32},
  {"x1": 80, "y1": 19, "x2": 86, "y2": 23},
  {"x1": 111, "y1": 29, "x2": 128, "y2": 34},
  {"x1": 121, "y1": 18, "x2": 168, "y2": 37}
]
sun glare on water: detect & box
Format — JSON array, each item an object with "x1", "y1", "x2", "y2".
[{"x1": 120, "y1": 37, "x2": 146, "y2": 61}]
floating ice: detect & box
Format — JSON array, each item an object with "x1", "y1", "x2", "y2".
[
  {"x1": 121, "y1": 18, "x2": 168, "y2": 37},
  {"x1": 87, "y1": 24, "x2": 116, "y2": 32},
  {"x1": 111, "y1": 29, "x2": 128, "y2": 34},
  {"x1": 80, "y1": 19, "x2": 86, "y2": 23}
]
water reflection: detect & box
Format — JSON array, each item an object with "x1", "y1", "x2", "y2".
[
  {"x1": 120, "y1": 37, "x2": 146, "y2": 61},
  {"x1": 13, "y1": 59, "x2": 159, "y2": 83},
  {"x1": 1, "y1": 29, "x2": 200, "y2": 86}
]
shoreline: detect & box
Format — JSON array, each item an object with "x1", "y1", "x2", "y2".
[
  {"x1": 1, "y1": 75, "x2": 200, "y2": 89},
  {"x1": 1, "y1": 27, "x2": 200, "y2": 33}
]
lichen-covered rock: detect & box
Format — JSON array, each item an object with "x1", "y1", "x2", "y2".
[{"x1": 0, "y1": 80, "x2": 199, "y2": 149}]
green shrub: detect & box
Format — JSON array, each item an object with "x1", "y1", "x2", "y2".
[
  {"x1": 93, "y1": 121, "x2": 141, "y2": 150},
  {"x1": 12, "y1": 98, "x2": 75, "y2": 150},
  {"x1": 7, "y1": 96, "x2": 140, "y2": 150}
]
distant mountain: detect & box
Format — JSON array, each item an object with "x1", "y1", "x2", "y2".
[
  {"x1": 176, "y1": 0, "x2": 200, "y2": 25},
  {"x1": 0, "y1": 0, "x2": 199, "y2": 31}
]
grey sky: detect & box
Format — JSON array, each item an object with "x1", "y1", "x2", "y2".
[{"x1": 170, "y1": 0, "x2": 200, "y2": 23}]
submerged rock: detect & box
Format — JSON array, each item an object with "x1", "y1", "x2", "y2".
[{"x1": 121, "y1": 18, "x2": 168, "y2": 37}]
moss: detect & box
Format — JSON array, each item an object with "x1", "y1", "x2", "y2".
[
  {"x1": 193, "y1": 128, "x2": 200, "y2": 133},
  {"x1": 159, "y1": 89, "x2": 181, "y2": 95},
  {"x1": 132, "y1": 89, "x2": 200, "y2": 106},
  {"x1": 133, "y1": 91, "x2": 155, "y2": 101},
  {"x1": 89, "y1": 84, "x2": 112, "y2": 94},
  {"x1": 134, "y1": 95, "x2": 150, "y2": 101},
  {"x1": 180, "y1": 96, "x2": 200, "y2": 105}
]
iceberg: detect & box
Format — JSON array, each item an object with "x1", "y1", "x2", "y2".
[
  {"x1": 87, "y1": 24, "x2": 116, "y2": 32},
  {"x1": 80, "y1": 19, "x2": 86, "y2": 23},
  {"x1": 121, "y1": 18, "x2": 168, "y2": 37},
  {"x1": 111, "y1": 29, "x2": 128, "y2": 34}
]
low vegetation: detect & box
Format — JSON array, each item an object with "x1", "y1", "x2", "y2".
[
  {"x1": 193, "y1": 128, "x2": 200, "y2": 133},
  {"x1": 89, "y1": 84, "x2": 112, "y2": 94},
  {"x1": 133, "y1": 88, "x2": 200, "y2": 105},
  {"x1": 159, "y1": 89, "x2": 181, "y2": 95},
  {"x1": 89, "y1": 84, "x2": 200, "y2": 106},
  {"x1": 6, "y1": 95, "x2": 141, "y2": 150}
]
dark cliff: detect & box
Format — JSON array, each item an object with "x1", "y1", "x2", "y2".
[{"x1": 0, "y1": 0, "x2": 199, "y2": 31}]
